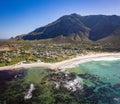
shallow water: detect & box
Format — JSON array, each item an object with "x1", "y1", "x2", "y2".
[
  {"x1": 68, "y1": 60, "x2": 120, "y2": 104},
  {"x1": 1, "y1": 60, "x2": 120, "y2": 104},
  {"x1": 69, "y1": 60, "x2": 120, "y2": 85}
]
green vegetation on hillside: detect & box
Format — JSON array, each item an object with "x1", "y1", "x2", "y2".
[{"x1": 0, "y1": 40, "x2": 120, "y2": 67}]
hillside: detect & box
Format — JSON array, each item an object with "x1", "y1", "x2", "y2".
[{"x1": 15, "y1": 13, "x2": 120, "y2": 42}]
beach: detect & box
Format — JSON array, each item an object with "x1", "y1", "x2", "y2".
[
  {"x1": 0, "y1": 52, "x2": 120, "y2": 71},
  {"x1": 1, "y1": 52, "x2": 120, "y2": 104}
]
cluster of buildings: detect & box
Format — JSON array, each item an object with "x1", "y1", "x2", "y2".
[{"x1": 0, "y1": 43, "x2": 87, "y2": 65}]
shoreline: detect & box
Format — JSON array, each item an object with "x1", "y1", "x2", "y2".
[{"x1": 0, "y1": 52, "x2": 120, "y2": 71}]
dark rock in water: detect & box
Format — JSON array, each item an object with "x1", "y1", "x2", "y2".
[
  {"x1": 50, "y1": 72, "x2": 83, "y2": 92},
  {"x1": 84, "y1": 86, "x2": 95, "y2": 97},
  {"x1": 114, "y1": 83, "x2": 120, "y2": 88},
  {"x1": 0, "y1": 69, "x2": 26, "y2": 82},
  {"x1": 98, "y1": 87, "x2": 114, "y2": 96},
  {"x1": 0, "y1": 70, "x2": 15, "y2": 82},
  {"x1": 1, "y1": 69, "x2": 120, "y2": 104},
  {"x1": 75, "y1": 73, "x2": 120, "y2": 103},
  {"x1": 50, "y1": 72, "x2": 76, "y2": 82}
]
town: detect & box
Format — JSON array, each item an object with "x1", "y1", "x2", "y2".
[{"x1": 0, "y1": 40, "x2": 119, "y2": 67}]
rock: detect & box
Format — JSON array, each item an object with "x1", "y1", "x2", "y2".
[{"x1": 24, "y1": 83, "x2": 35, "y2": 100}]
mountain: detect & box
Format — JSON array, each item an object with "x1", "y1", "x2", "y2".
[
  {"x1": 78, "y1": 14, "x2": 120, "y2": 41},
  {"x1": 15, "y1": 13, "x2": 120, "y2": 42}
]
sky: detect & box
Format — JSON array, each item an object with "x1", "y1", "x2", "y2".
[{"x1": 0, "y1": 0, "x2": 120, "y2": 39}]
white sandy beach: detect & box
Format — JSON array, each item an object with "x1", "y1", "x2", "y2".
[{"x1": 0, "y1": 52, "x2": 120, "y2": 71}]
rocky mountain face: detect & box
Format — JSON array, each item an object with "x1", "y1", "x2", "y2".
[{"x1": 15, "y1": 13, "x2": 120, "y2": 42}]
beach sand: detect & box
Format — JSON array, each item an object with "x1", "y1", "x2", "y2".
[{"x1": 0, "y1": 52, "x2": 120, "y2": 71}]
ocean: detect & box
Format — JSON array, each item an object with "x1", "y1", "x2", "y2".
[
  {"x1": 68, "y1": 60, "x2": 120, "y2": 104},
  {"x1": 0, "y1": 60, "x2": 120, "y2": 104},
  {"x1": 69, "y1": 60, "x2": 120, "y2": 85}
]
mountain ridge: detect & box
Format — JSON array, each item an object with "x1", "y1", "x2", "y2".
[{"x1": 15, "y1": 13, "x2": 120, "y2": 43}]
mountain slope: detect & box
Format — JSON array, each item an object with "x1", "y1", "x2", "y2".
[
  {"x1": 78, "y1": 14, "x2": 120, "y2": 40},
  {"x1": 16, "y1": 14, "x2": 90, "y2": 41},
  {"x1": 98, "y1": 27, "x2": 120, "y2": 43},
  {"x1": 15, "y1": 13, "x2": 120, "y2": 42}
]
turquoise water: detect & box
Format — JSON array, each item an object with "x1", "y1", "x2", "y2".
[
  {"x1": 68, "y1": 60, "x2": 120, "y2": 104},
  {"x1": 1, "y1": 60, "x2": 120, "y2": 104},
  {"x1": 69, "y1": 60, "x2": 120, "y2": 85}
]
